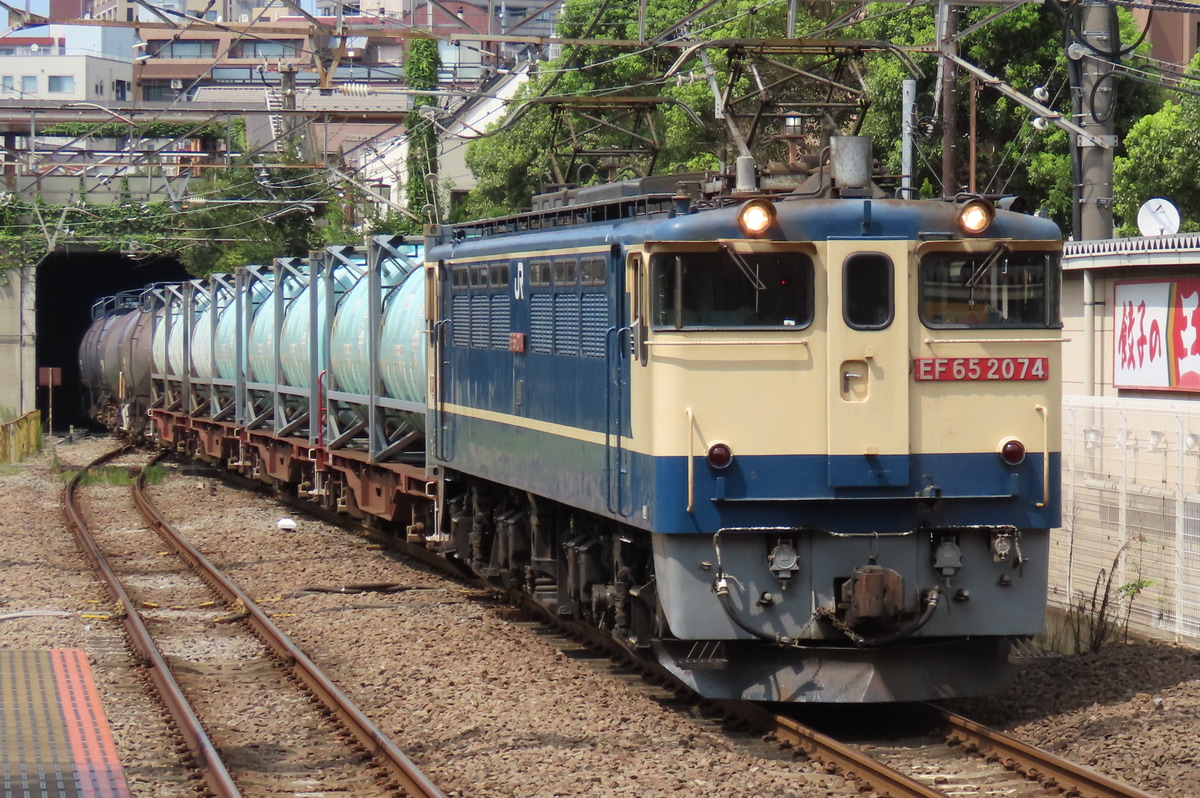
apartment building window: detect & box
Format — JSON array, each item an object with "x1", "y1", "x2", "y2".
[
  {"x1": 1, "y1": 77, "x2": 12, "y2": 94},
  {"x1": 153, "y1": 40, "x2": 217, "y2": 58},
  {"x1": 242, "y1": 40, "x2": 299, "y2": 58},
  {"x1": 48, "y1": 76, "x2": 74, "y2": 93},
  {"x1": 20, "y1": 76, "x2": 36, "y2": 94}
]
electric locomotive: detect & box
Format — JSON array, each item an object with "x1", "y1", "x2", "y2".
[{"x1": 83, "y1": 136, "x2": 1062, "y2": 702}]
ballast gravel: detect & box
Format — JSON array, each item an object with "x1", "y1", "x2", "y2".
[{"x1": 1, "y1": 432, "x2": 1197, "y2": 798}]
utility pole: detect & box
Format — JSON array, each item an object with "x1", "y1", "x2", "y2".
[
  {"x1": 1073, "y1": 0, "x2": 1118, "y2": 240},
  {"x1": 938, "y1": 0, "x2": 958, "y2": 197},
  {"x1": 901, "y1": 78, "x2": 916, "y2": 199}
]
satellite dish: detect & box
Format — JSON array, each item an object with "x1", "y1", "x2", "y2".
[{"x1": 1137, "y1": 198, "x2": 1180, "y2": 237}]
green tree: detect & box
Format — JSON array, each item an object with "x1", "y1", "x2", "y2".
[
  {"x1": 1113, "y1": 55, "x2": 1200, "y2": 234},
  {"x1": 176, "y1": 122, "x2": 332, "y2": 275},
  {"x1": 855, "y1": 0, "x2": 1160, "y2": 235},
  {"x1": 404, "y1": 38, "x2": 442, "y2": 230},
  {"x1": 462, "y1": 0, "x2": 833, "y2": 217},
  {"x1": 463, "y1": 0, "x2": 1161, "y2": 237}
]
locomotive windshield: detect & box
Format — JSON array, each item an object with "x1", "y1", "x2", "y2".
[
  {"x1": 650, "y1": 249, "x2": 814, "y2": 329},
  {"x1": 918, "y1": 248, "x2": 1061, "y2": 328}
]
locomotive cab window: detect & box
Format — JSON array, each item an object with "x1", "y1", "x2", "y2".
[
  {"x1": 843, "y1": 253, "x2": 893, "y2": 330},
  {"x1": 919, "y1": 247, "x2": 1061, "y2": 328},
  {"x1": 650, "y1": 248, "x2": 814, "y2": 329}
]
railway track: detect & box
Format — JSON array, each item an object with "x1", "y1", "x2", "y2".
[
  {"x1": 140, "y1": 450, "x2": 1168, "y2": 798},
  {"x1": 735, "y1": 701, "x2": 1165, "y2": 798},
  {"x1": 60, "y1": 445, "x2": 445, "y2": 798}
]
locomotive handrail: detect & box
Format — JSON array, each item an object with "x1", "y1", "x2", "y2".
[
  {"x1": 646, "y1": 338, "x2": 810, "y2": 347},
  {"x1": 1036, "y1": 404, "x2": 1049, "y2": 508},
  {"x1": 686, "y1": 407, "x2": 694, "y2": 513},
  {"x1": 922, "y1": 337, "x2": 1067, "y2": 344}
]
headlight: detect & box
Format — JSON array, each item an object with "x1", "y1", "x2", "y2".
[
  {"x1": 957, "y1": 197, "x2": 994, "y2": 234},
  {"x1": 737, "y1": 199, "x2": 776, "y2": 236}
]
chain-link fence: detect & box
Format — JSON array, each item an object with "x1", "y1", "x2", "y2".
[{"x1": 1056, "y1": 395, "x2": 1200, "y2": 642}]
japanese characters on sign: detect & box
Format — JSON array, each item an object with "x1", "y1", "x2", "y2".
[{"x1": 1114, "y1": 279, "x2": 1200, "y2": 390}]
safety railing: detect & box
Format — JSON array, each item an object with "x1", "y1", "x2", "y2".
[{"x1": 0, "y1": 410, "x2": 41, "y2": 463}]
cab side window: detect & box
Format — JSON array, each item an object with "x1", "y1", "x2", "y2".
[{"x1": 843, "y1": 253, "x2": 893, "y2": 330}]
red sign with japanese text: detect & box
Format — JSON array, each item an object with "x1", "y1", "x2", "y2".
[{"x1": 1113, "y1": 280, "x2": 1200, "y2": 390}]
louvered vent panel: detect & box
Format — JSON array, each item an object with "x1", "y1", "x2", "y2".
[
  {"x1": 530, "y1": 295, "x2": 553, "y2": 353},
  {"x1": 452, "y1": 295, "x2": 470, "y2": 347},
  {"x1": 491, "y1": 295, "x2": 511, "y2": 349},
  {"x1": 471, "y1": 295, "x2": 490, "y2": 348},
  {"x1": 582, "y1": 294, "x2": 608, "y2": 358},
  {"x1": 554, "y1": 294, "x2": 581, "y2": 356}
]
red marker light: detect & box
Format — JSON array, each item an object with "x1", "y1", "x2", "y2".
[
  {"x1": 707, "y1": 442, "x2": 734, "y2": 469},
  {"x1": 1000, "y1": 439, "x2": 1026, "y2": 465}
]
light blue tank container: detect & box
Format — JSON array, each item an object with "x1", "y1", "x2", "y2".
[
  {"x1": 191, "y1": 307, "x2": 215, "y2": 382},
  {"x1": 214, "y1": 278, "x2": 270, "y2": 380},
  {"x1": 379, "y1": 267, "x2": 427, "y2": 430},
  {"x1": 329, "y1": 256, "x2": 413, "y2": 396},
  {"x1": 247, "y1": 293, "x2": 277, "y2": 384},
  {"x1": 279, "y1": 264, "x2": 360, "y2": 388}
]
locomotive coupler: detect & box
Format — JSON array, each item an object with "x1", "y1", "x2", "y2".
[{"x1": 838, "y1": 564, "x2": 904, "y2": 629}]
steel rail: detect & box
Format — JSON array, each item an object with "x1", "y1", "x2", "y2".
[
  {"x1": 937, "y1": 708, "x2": 1163, "y2": 798},
  {"x1": 710, "y1": 700, "x2": 948, "y2": 798},
  {"x1": 60, "y1": 446, "x2": 242, "y2": 798},
  {"x1": 238, "y1": 468, "x2": 950, "y2": 798},
  {"x1": 207, "y1": 459, "x2": 1165, "y2": 798},
  {"x1": 129, "y1": 458, "x2": 446, "y2": 798}
]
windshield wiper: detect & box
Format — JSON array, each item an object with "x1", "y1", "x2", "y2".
[
  {"x1": 965, "y1": 242, "x2": 1010, "y2": 289},
  {"x1": 721, "y1": 243, "x2": 767, "y2": 291}
]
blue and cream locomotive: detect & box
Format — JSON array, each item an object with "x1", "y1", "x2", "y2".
[{"x1": 82, "y1": 137, "x2": 1062, "y2": 702}]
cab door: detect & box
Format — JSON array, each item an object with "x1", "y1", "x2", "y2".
[{"x1": 825, "y1": 240, "x2": 911, "y2": 488}]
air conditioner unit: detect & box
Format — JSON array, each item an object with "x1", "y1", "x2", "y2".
[
  {"x1": 239, "y1": 13, "x2": 249, "y2": 21},
  {"x1": 170, "y1": 79, "x2": 183, "y2": 90}
]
